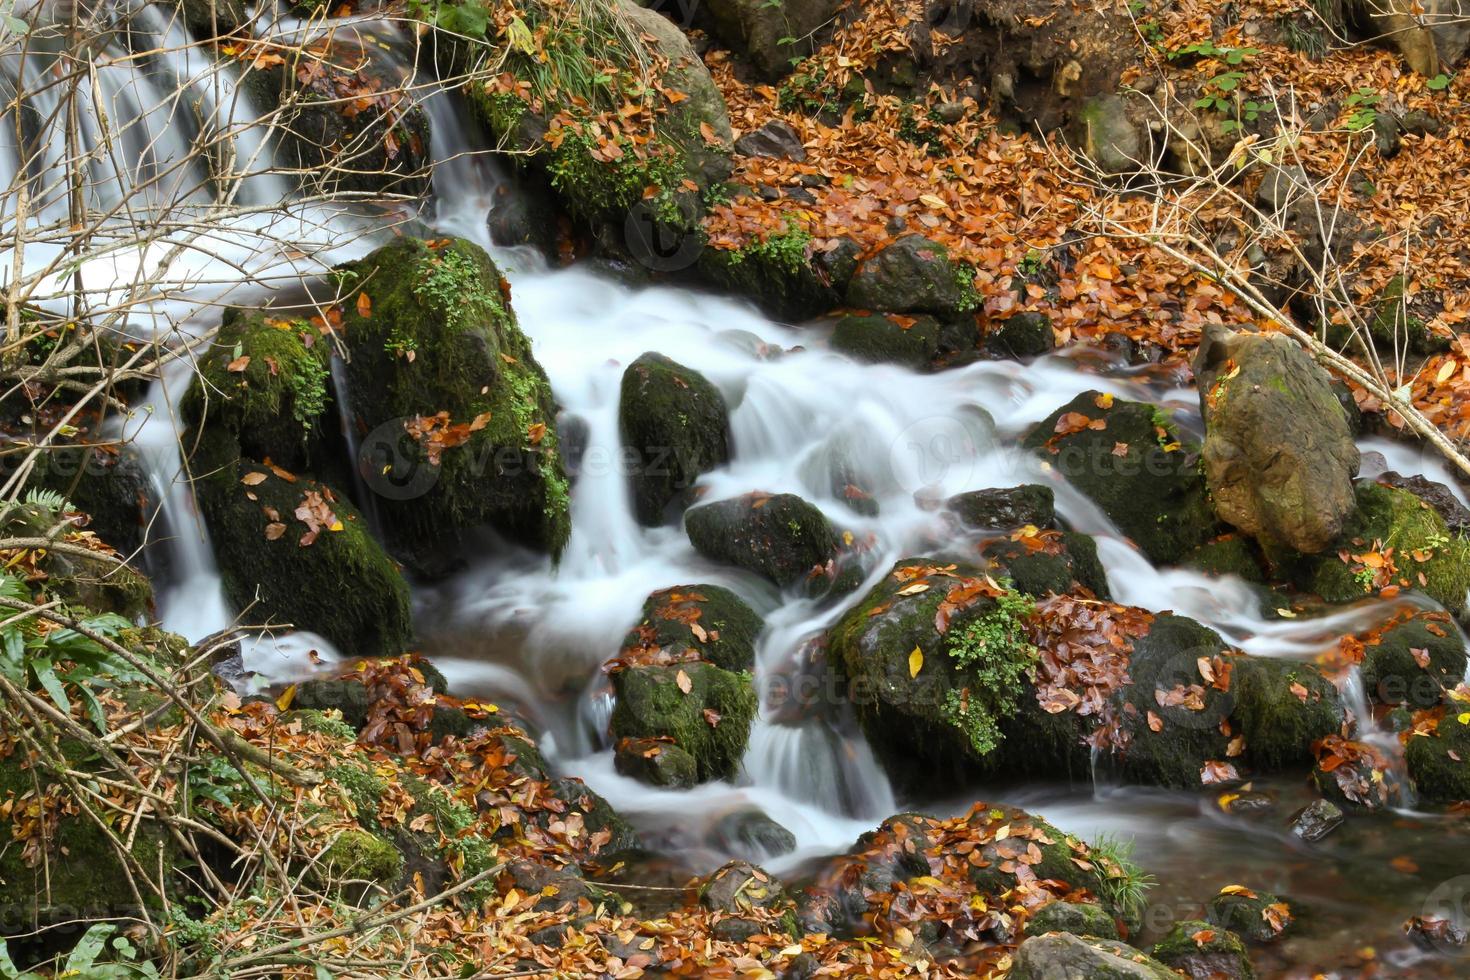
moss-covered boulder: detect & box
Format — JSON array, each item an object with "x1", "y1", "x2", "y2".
[
  {"x1": 610, "y1": 662, "x2": 756, "y2": 783},
  {"x1": 1152, "y1": 920, "x2": 1254, "y2": 978},
  {"x1": 313, "y1": 828, "x2": 404, "y2": 893},
  {"x1": 1183, "y1": 535, "x2": 1267, "y2": 582},
  {"x1": 1024, "y1": 900, "x2": 1121, "y2": 939},
  {"x1": 1206, "y1": 886, "x2": 1293, "y2": 943},
  {"x1": 845, "y1": 236, "x2": 975, "y2": 316},
  {"x1": 619, "y1": 584, "x2": 763, "y2": 673},
  {"x1": 619, "y1": 353, "x2": 730, "y2": 526},
  {"x1": 684, "y1": 492, "x2": 858, "y2": 596},
  {"x1": 827, "y1": 559, "x2": 1044, "y2": 786},
  {"x1": 946, "y1": 484, "x2": 1057, "y2": 531},
  {"x1": 333, "y1": 237, "x2": 570, "y2": 575},
  {"x1": 1361, "y1": 611, "x2": 1466, "y2": 708},
  {"x1": 1407, "y1": 711, "x2": 1470, "y2": 803},
  {"x1": 1024, "y1": 391, "x2": 1219, "y2": 564},
  {"x1": 698, "y1": 220, "x2": 840, "y2": 322},
  {"x1": 830, "y1": 313, "x2": 943, "y2": 370},
  {"x1": 187, "y1": 428, "x2": 412, "y2": 659},
  {"x1": 984, "y1": 311, "x2": 1055, "y2": 358},
  {"x1": 187, "y1": 308, "x2": 335, "y2": 473},
  {"x1": 614, "y1": 736, "x2": 698, "y2": 789},
  {"x1": 1195, "y1": 326, "x2": 1359, "y2": 554},
  {"x1": 700, "y1": 0, "x2": 840, "y2": 79},
  {"x1": 979, "y1": 528, "x2": 1111, "y2": 599},
  {"x1": 1231, "y1": 656, "x2": 1344, "y2": 770},
  {"x1": 1278, "y1": 481, "x2": 1470, "y2": 617},
  {"x1": 1012, "y1": 933, "x2": 1177, "y2": 979},
  {"x1": 30, "y1": 443, "x2": 153, "y2": 560}
]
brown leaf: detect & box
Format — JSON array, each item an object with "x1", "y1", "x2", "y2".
[
  {"x1": 356, "y1": 292, "x2": 372, "y2": 318},
  {"x1": 227, "y1": 355, "x2": 251, "y2": 372},
  {"x1": 264, "y1": 522, "x2": 287, "y2": 540},
  {"x1": 675, "y1": 669, "x2": 692, "y2": 695},
  {"x1": 241, "y1": 472, "x2": 268, "y2": 486}
]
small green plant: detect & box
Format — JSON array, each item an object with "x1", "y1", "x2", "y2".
[
  {"x1": 1194, "y1": 72, "x2": 1271, "y2": 133},
  {"x1": 1427, "y1": 73, "x2": 1451, "y2": 92},
  {"x1": 940, "y1": 590, "x2": 1038, "y2": 756},
  {"x1": 1168, "y1": 40, "x2": 1258, "y2": 65},
  {"x1": 1089, "y1": 834, "x2": 1155, "y2": 921},
  {"x1": 414, "y1": 248, "x2": 495, "y2": 331},
  {"x1": 187, "y1": 753, "x2": 251, "y2": 807},
  {"x1": 384, "y1": 327, "x2": 419, "y2": 360},
  {"x1": 730, "y1": 217, "x2": 813, "y2": 275},
  {"x1": 0, "y1": 923, "x2": 161, "y2": 978},
  {"x1": 1017, "y1": 249, "x2": 1047, "y2": 280},
  {"x1": 1344, "y1": 86, "x2": 1381, "y2": 132},
  {"x1": 287, "y1": 348, "x2": 329, "y2": 431}
]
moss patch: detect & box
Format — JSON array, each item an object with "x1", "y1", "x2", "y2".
[{"x1": 610, "y1": 663, "x2": 756, "y2": 782}]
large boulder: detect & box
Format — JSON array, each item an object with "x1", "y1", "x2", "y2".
[
  {"x1": 1407, "y1": 710, "x2": 1470, "y2": 804},
  {"x1": 619, "y1": 353, "x2": 731, "y2": 526},
  {"x1": 700, "y1": 0, "x2": 841, "y2": 79},
  {"x1": 619, "y1": 584, "x2": 763, "y2": 673},
  {"x1": 1360, "y1": 610, "x2": 1467, "y2": 708},
  {"x1": 684, "y1": 492, "x2": 859, "y2": 596},
  {"x1": 830, "y1": 313, "x2": 944, "y2": 370},
  {"x1": 334, "y1": 237, "x2": 570, "y2": 576},
  {"x1": 1194, "y1": 326, "x2": 1359, "y2": 553},
  {"x1": 844, "y1": 236, "x2": 975, "y2": 316},
  {"x1": 978, "y1": 527, "x2": 1110, "y2": 599},
  {"x1": 609, "y1": 662, "x2": 756, "y2": 783},
  {"x1": 1024, "y1": 391, "x2": 1219, "y2": 565},
  {"x1": 1011, "y1": 933, "x2": 1177, "y2": 980},
  {"x1": 946, "y1": 484, "x2": 1057, "y2": 531}
]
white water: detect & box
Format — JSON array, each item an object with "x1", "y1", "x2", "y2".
[{"x1": 7, "y1": 5, "x2": 1467, "y2": 880}]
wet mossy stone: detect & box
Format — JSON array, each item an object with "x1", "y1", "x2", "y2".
[
  {"x1": 947, "y1": 484, "x2": 1056, "y2": 531},
  {"x1": 698, "y1": 239, "x2": 844, "y2": 323},
  {"x1": 619, "y1": 353, "x2": 731, "y2": 526},
  {"x1": 1406, "y1": 711, "x2": 1470, "y2": 803},
  {"x1": 685, "y1": 492, "x2": 858, "y2": 596},
  {"x1": 614, "y1": 737, "x2": 699, "y2": 789},
  {"x1": 830, "y1": 314, "x2": 943, "y2": 370},
  {"x1": 700, "y1": 0, "x2": 840, "y2": 80},
  {"x1": 186, "y1": 307, "x2": 334, "y2": 473},
  {"x1": 30, "y1": 442, "x2": 153, "y2": 560},
  {"x1": 1230, "y1": 657, "x2": 1343, "y2": 771},
  {"x1": 334, "y1": 237, "x2": 570, "y2": 576},
  {"x1": 980, "y1": 530, "x2": 1111, "y2": 599},
  {"x1": 179, "y1": 0, "x2": 247, "y2": 38},
  {"x1": 621, "y1": 584, "x2": 763, "y2": 673},
  {"x1": 1280, "y1": 481, "x2": 1470, "y2": 617},
  {"x1": 1153, "y1": 920, "x2": 1254, "y2": 979},
  {"x1": 826, "y1": 559, "x2": 1044, "y2": 786},
  {"x1": 544, "y1": 776, "x2": 640, "y2": 854},
  {"x1": 314, "y1": 829, "x2": 404, "y2": 892},
  {"x1": 845, "y1": 235, "x2": 970, "y2": 316},
  {"x1": 1362, "y1": 611, "x2": 1467, "y2": 708},
  {"x1": 1024, "y1": 900, "x2": 1120, "y2": 939},
  {"x1": 710, "y1": 808, "x2": 797, "y2": 861},
  {"x1": 610, "y1": 662, "x2": 757, "y2": 783},
  {"x1": 188, "y1": 428, "x2": 412, "y2": 660},
  {"x1": 1024, "y1": 391, "x2": 1219, "y2": 565},
  {"x1": 1206, "y1": 888, "x2": 1292, "y2": 943},
  {"x1": 701, "y1": 859, "x2": 788, "y2": 913},
  {"x1": 1011, "y1": 933, "x2": 1177, "y2": 980},
  {"x1": 1183, "y1": 535, "x2": 1266, "y2": 582},
  {"x1": 984, "y1": 311, "x2": 1055, "y2": 359}
]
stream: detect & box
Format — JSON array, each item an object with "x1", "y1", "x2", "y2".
[{"x1": 7, "y1": 4, "x2": 1470, "y2": 974}]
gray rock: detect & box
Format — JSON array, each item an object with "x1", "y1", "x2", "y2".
[
  {"x1": 734, "y1": 120, "x2": 807, "y2": 161},
  {"x1": 1011, "y1": 932, "x2": 1177, "y2": 979},
  {"x1": 1290, "y1": 799, "x2": 1344, "y2": 842},
  {"x1": 1024, "y1": 901, "x2": 1119, "y2": 939},
  {"x1": 845, "y1": 235, "x2": 968, "y2": 315},
  {"x1": 619, "y1": 353, "x2": 731, "y2": 526}
]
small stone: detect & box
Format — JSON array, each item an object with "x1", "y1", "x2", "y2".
[
  {"x1": 1290, "y1": 799, "x2": 1344, "y2": 842},
  {"x1": 734, "y1": 120, "x2": 807, "y2": 161}
]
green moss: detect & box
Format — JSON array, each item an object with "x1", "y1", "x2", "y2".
[
  {"x1": 326, "y1": 764, "x2": 388, "y2": 830},
  {"x1": 1183, "y1": 535, "x2": 1266, "y2": 582},
  {"x1": 1023, "y1": 900, "x2": 1119, "y2": 939},
  {"x1": 1152, "y1": 920, "x2": 1253, "y2": 976},
  {"x1": 830, "y1": 314, "x2": 942, "y2": 370},
  {"x1": 620, "y1": 355, "x2": 731, "y2": 526},
  {"x1": 1230, "y1": 657, "x2": 1343, "y2": 770},
  {"x1": 622, "y1": 584, "x2": 763, "y2": 672},
  {"x1": 940, "y1": 592, "x2": 1038, "y2": 756},
  {"x1": 280, "y1": 708, "x2": 357, "y2": 741},
  {"x1": 1302, "y1": 482, "x2": 1470, "y2": 614},
  {"x1": 1362, "y1": 612, "x2": 1467, "y2": 707},
  {"x1": 317, "y1": 829, "x2": 403, "y2": 888},
  {"x1": 610, "y1": 663, "x2": 757, "y2": 782},
  {"x1": 1407, "y1": 711, "x2": 1470, "y2": 803}
]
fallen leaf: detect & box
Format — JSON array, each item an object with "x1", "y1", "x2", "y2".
[
  {"x1": 909, "y1": 646, "x2": 923, "y2": 678},
  {"x1": 676, "y1": 669, "x2": 692, "y2": 695}
]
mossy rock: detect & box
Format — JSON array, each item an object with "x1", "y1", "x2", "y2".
[
  {"x1": 845, "y1": 236, "x2": 973, "y2": 316},
  {"x1": 185, "y1": 308, "x2": 334, "y2": 473},
  {"x1": 979, "y1": 530, "x2": 1110, "y2": 599},
  {"x1": 1230, "y1": 657, "x2": 1344, "y2": 771},
  {"x1": 1407, "y1": 711, "x2": 1470, "y2": 803},
  {"x1": 1362, "y1": 274, "x2": 1449, "y2": 356},
  {"x1": 698, "y1": 240, "x2": 841, "y2": 322},
  {"x1": 1024, "y1": 391, "x2": 1219, "y2": 564},
  {"x1": 946, "y1": 484, "x2": 1056, "y2": 531},
  {"x1": 1024, "y1": 900, "x2": 1120, "y2": 939},
  {"x1": 1206, "y1": 888, "x2": 1292, "y2": 943},
  {"x1": 619, "y1": 353, "x2": 730, "y2": 526},
  {"x1": 334, "y1": 237, "x2": 570, "y2": 575},
  {"x1": 30, "y1": 442, "x2": 153, "y2": 559},
  {"x1": 620, "y1": 584, "x2": 764, "y2": 672},
  {"x1": 1362, "y1": 611, "x2": 1467, "y2": 707},
  {"x1": 614, "y1": 737, "x2": 698, "y2": 789},
  {"x1": 830, "y1": 313, "x2": 943, "y2": 370},
  {"x1": 187, "y1": 427, "x2": 412, "y2": 659},
  {"x1": 985, "y1": 312, "x2": 1055, "y2": 358},
  {"x1": 1012, "y1": 933, "x2": 1176, "y2": 979},
  {"x1": 1282, "y1": 481, "x2": 1470, "y2": 616},
  {"x1": 1183, "y1": 535, "x2": 1266, "y2": 583},
  {"x1": 1152, "y1": 920, "x2": 1254, "y2": 978},
  {"x1": 178, "y1": 0, "x2": 247, "y2": 38},
  {"x1": 684, "y1": 492, "x2": 859, "y2": 596},
  {"x1": 314, "y1": 829, "x2": 404, "y2": 891},
  {"x1": 39, "y1": 555, "x2": 154, "y2": 622},
  {"x1": 610, "y1": 662, "x2": 757, "y2": 782}
]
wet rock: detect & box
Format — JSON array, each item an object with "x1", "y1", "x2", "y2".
[
  {"x1": 1220, "y1": 791, "x2": 1277, "y2": 817},
  {"x1": 710, "y1": 809, "x2": 797, "y2": 861},
  {"x1": 978, "y1": 528, "x2": 1111, "y2": 599},
  {"x1": 701, "y1": 0, "x2": 841, "y2": 79},
  {"x1": 1194, "y1": 326, "x2": 1359, "y2": 553},
  {"x1": 619, "y1": 353, "x2": 731, "y2": 526},
  {"x1": 685, "y1": 492, "x2": 858, "y2": 596},
  {"x1": 845, "y1": 235, "x2": 973, "y2": 316},
  {"x1": 1377, "y1": 471, "x2": 1470, "y2": 536},
  {"x1": 619, "y1": 584, "x2": 764, "y2": 673},
  {"x1": 32, "y1": 442, "x2": 154, "y2": 561},
  {"x1": 1012, "y1": 933, "x2": 1177, "y2": 979},
  {"x1": 1230, "y1": 656, "x2": 1344, "y2": 771},
  {"x1": 1361, "y1": 610, "x2": 1467, "y2": 708},
  {"x1": 333, "y1": 237, "x2": 570, "y2": 576},
  {"x1": 701, "y1": 859, "x2": 787, "y2": 912},
  {"x1": 1290, "y1": 799, "x2": 1344, "y2": 842},
  {"x1": 614, "y1": 736, "x2": 698, "y2": 789},
  {"x1": 1206, "y1": 886, "x2": 1293, "y2": 943},
  {"x1": 1182, "y1": 535, "x2": 1266, "y2": 582},
  {"x1": 1152, "y1": 920, "x2": 1255, "y2": 979},
  {"x1": 610, "y1": 662, "x2": 756, "y2": 783},
  {"x1": 1023, "y1": 900, "x2": 1120, "y2": 939},
  {"x1": 486, "y1": 175, "x2": 561, "y2": 256},
  {"x1": 984, "y1": 311, "x2": 1055, "y2": 358},
  {"x1": 734, "y1": 120, "x2": 807, "y2": 161},
  {"x1": 1313, "y1": 739, "x2": 1407, "y2": 810},
  {"x1": 830, "y1": 313, "x2": 942, "y2": 370},
  {"x1": 179, "y1": 0, "x2": 247, "y2": 38},
  {"x1": 1406, "y1": 710, "x2": 1470, "y2": 804},
  {"x1": 1023, "y1": 391, "x2": 1219, "y2": 565},
  {"x1": 946, "y1": 484, "x2": 1056, "y2": 531},
  {"x1": 1406, "y1": 914, "x2": 1470, "y2": 952}
]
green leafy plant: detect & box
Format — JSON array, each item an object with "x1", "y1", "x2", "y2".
[
  {"x1": 940, "y1": 590, "x2": 1038, "y2": 755},
  {"x1": 1427, "y1": 73, "x2": 1451, "y2": 92},
  {"x1": 1344, "y1": 86, "x2": 1381, "y2": 131},
  {"x1": 0, "y1": 573, "x2": 147, "y2": 731},
  {"x1": 1168, "y1": 41, "x2": 1258, "y2": 65},
  {"x1": 0, "y1": 923, "x2": 161, "y2": 978}
]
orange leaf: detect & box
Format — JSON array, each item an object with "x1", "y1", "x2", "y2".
[{"x1": 356, "y1": 292, "x2": 372, "y2": 318}]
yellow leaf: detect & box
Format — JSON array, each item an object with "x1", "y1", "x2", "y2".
[
  {"x1": 896, "y1": 582, "x2": 930, "y2": 596},
  {"x1": 1094, "y1": 392, "x2": 1114, "y2": 409},
  {"x1": 275, "y1": 684, "x2": 296, "y2": 711},
  {"x1": 1457, "y1": 712, "x2": 1470, "y2": 724},
  {"x1": 919, "y1": 193, "x2": 946, "y2": 210},
  {"x1": 1437, "y1": 359, "x2": 1458, "y2": 385},
  {"x1": 328, "y1": 520, "x2": 344, "y2": 532},
  {"x1": 908, "y1": 647, "x2": 923, "y2": 678}
]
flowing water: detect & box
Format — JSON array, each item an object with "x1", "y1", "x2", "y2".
[{"x1": 6, "y1": 6, "x2": 1470, "y2": 973}]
